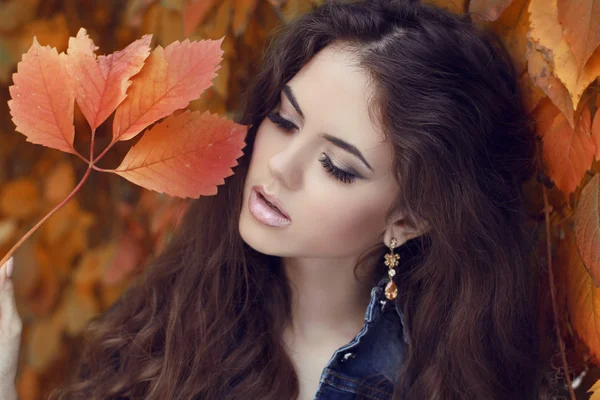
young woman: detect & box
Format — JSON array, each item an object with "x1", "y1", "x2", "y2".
[{"x1": 0, "y1": 0, "x2": 550, "y2": 398}]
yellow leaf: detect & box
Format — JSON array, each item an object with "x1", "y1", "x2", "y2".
[
  {"x1": 589, "y1": 378, "x2": 600, "y2": 399},
  {"x1": 526, "y1": 44, "x2": 575, "y2": 127},
  {"x1": 488, "y1": 0, "x2": 530, "y2": 77},
  {"x1": 529, "y1": 0, "x2": 600, "y2": 117},
  {"x1": 557, "y1": 0, "x2": 600, "y2": 72}
]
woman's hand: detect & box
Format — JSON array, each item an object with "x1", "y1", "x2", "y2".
[{"x1": 0, "y1": 257, "x2": 22, "y2": 398}]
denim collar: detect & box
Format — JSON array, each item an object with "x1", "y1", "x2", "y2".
[
  {"x1": 370, "y1": 276, "x2": 409, "y2": 345},
  {"x1": 312, "y1": 276, "x2": 409, "y2": 399}
]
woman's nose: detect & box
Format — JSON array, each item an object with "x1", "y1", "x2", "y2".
[{"x1": 267, "y1": 141, "x2": 306, "y2": 190}]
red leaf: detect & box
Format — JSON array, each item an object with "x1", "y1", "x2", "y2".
[
  {"x1": 66, "y1": 28, "x2": 152, "y2": 130},
  {"x1": 112, "y1": 38, "x2": 224, "y2": 142},
  {"x1": 113, "y1": 110, "x2": 247, "y2": 198},
  {"x1": 8, "y1": 37, "x2": 76, "y2": 155}
]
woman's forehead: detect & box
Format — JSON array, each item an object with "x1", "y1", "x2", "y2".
[{"x1": 283, "y1": 46, "x2": 393, "y2": 173}]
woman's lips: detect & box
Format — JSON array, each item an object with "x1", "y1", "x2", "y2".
[
  {"x1": 252, "y1": 185, "x2": 291, "y2": 220},
  {"x1": 248, "y1": 188, "x2": 292, "y2": 227}
]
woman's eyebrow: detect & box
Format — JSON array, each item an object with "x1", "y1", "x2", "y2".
[{"x1": 282, "y1": 84, "x2": 374, "y2": 173}]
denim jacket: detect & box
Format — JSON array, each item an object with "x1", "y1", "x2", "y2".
[
  {"x1": 103, "y1": 277, "x2": 409, "y2": 399},
  {"x1": 311, "y1": 276, "x2": 409, "y2": 400}
]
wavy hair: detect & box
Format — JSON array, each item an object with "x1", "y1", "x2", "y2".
[{"x1": 49, "y1": 0, "x2": 552, "y2": 398}]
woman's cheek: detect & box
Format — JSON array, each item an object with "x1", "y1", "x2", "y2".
[{"x1": 301, "y1": 195, "x2": 384, "y2": 253}]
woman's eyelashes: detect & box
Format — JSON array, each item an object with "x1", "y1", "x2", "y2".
[
  {"x1": 266, "y1": 111, "x2": 357, "y2": 184},
  {"x1": 266, "y1": 111, "x2": 297, "y2": 131}
]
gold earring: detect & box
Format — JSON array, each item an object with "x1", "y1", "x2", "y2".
[{"x1": 384, "y1": 238, "x2": 400, "y2": 300}]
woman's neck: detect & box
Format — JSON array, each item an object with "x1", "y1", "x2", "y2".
[{"x1": 281, "y1": 256, "x2": 374, "y2": 347}]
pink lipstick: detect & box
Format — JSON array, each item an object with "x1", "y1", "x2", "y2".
[{"x1": 249, "y1": 187, "x2": 291, "y2": 227}]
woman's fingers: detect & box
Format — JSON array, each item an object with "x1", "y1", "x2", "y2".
[
  {"x1": 0, "y1": 257, "x2": 22, "y2": 388},
  {"x1": 0, "y1": 258, "x2": 22, "y2": 336}
]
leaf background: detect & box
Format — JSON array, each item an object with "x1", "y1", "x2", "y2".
[{"x1": 0, "y1": 0, "x2": 598, "y2": 398}]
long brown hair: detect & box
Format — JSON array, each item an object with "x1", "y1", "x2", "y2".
[{"x1": 50, "y1": 0, "x2": 550, "y2": 398}]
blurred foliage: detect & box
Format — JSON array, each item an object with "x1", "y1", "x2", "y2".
[{"x1": 2, "y1": 0, "x2": 600, "y2": 398}]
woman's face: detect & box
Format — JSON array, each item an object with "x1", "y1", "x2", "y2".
[{"x1": 239, "y1": 44, "x2": 401, "y2": 258}]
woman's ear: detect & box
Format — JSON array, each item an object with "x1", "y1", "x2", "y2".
[{"x1": 382, "y1": 212, "x2": 429, "y2": 247}]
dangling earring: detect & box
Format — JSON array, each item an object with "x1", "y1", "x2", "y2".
[{"x1": 384, "y1": 238, "x2": 400, "y2": 300}]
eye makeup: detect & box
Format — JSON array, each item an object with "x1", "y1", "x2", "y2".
[{"x1": 265, "y1": 110, "x2": 358, "y2": 184}]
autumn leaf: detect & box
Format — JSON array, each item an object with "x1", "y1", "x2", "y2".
[
  {"x1": 526, "y1": 39, "x2": 575, "y2": 128},
  {"x1": 3, "y1": 28, "x2": 248, "y2": 271},
  {"x1": 182, "y1": 0, "x2": 220, "y2": 37},
  {"x1": 488, "y1": 0, "x2": 531, "y2": 78},
  {"x1": 590, "y1": 379, "x2": 600, "y2": 399},
  {"x1": 536, "y1": 99, "x2": 595, "y2": 196},
  {"x1": 574, "y1": 174, "x2": 600, "y2": 287},
  {"x1": 112, "y1": 37, "x2": 224, "y2": 142},
  {"x1": 113, "y1": 110, "x2": 246, "y2": 198},
  {"x1": 563, "y1": 223, "x2": 600, "y2": 369},
  {"x1": 469, "y1": 0, "x2": 515, "y2": 22},
  {"x1": 593, "y1": 108, "x2": 600, "y2": 159},
  {"x1": 557, "y1": 0, "x2": 600, "y2": 72},
  {"x1": 8, "y1": 37, "x2": 77, "y2": 156},
  {"x1": 529, "y1": 0, "x2": 600, "y2": 119},
  {"x1": 65, "y1": 28, "x2": 152, "y2": 130}
]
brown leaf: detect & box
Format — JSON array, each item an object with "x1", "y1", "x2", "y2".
[{"x1": 536, "y1": 99, "x2": 595, "y2": 196}]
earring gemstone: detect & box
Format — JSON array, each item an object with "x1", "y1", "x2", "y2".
[{"x1": 384, "y1": 279, "x2": 398, "y2": 300}]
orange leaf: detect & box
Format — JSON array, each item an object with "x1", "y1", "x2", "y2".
[
  {"x1": 113, "y1": 110, "x2": 247, "y2": 198},
  {"x1": 575, "y1": 173, "x2": 600, "y2": 286},
  {"x1": 66, "y1": 28, "x2": 152, "y2": 130},
  {"x1": 529, "y1": 0, "x2": 600, "y2": 115},
  {"x1": 557, "y1": 0, "x2": 600, "y2": 71},
  {"x1": 469, "y1": 0, "x2": 514, "y2": 22},
  {"x1": 489, "y1": 0, "x2": 531, "y2": 79},
  {"x1": 112, "y1": 38, "x2": 224, "y2": 142},
  {"x1": 593, "y1": 105, "x2": 600, "y2": 159},
  {"x1": 536, "y1": 100, "x2": 595, "y2": 196},
  {"x1": 8, "y1": 37, "x2": 77, "y2": 155},
  {"x1": 563, "y1": 225, "x2": 600, "y2": 367},
  {"x1": 182, "y1": 0, "x2": 220, "y2": 37},
  {"x1": 526, "y1": 43, "x2": 575, "y2": 127}
]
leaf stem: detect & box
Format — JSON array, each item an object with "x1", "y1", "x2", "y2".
[
  {"x1": 0, "y1": 128, "x2": 98, "y2": 267},
  {"x1": 92, "y1": 137, "x2": 118, "y2": 165},
  {"x1": 0, "y1": 162, "x2": 94, "y2": 267},
  {"x1": 542, "y1": 185, "x2": 576, "y2": 399}
]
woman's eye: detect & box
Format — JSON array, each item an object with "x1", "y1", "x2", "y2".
[
  {"x1": 266, "y1": 111, "x2": 298, "y2": 132},
  {"x1": 266, "y1": 111, "x2": 357, "y2": 184},
  {"x1": 318, "y1": 153, "x2": 357, "y2": 184}
]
